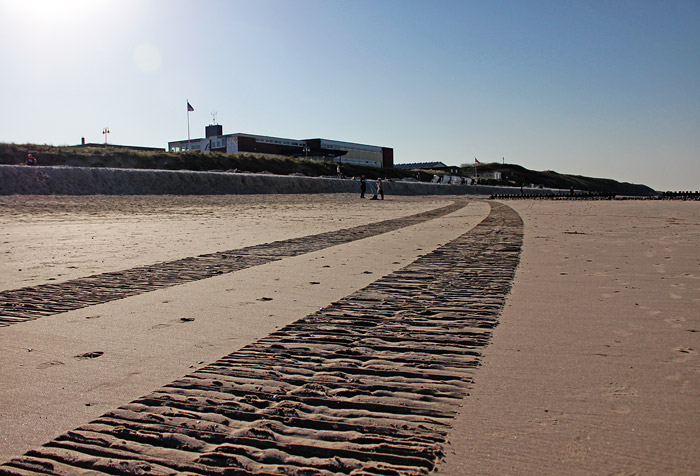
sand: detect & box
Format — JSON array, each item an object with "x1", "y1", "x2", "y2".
[
  {"x1": 0, "y1": 195, "x2": 698, "y2": 475},
  {"x1": 0, "y1": 194, "x2": 461, "y2": 292},
  {"x1": 0, "y1": 194, "x2": 489, "y2": 466},
  {"x1": 440, "y1": 200, "x2": 700, "y2": 475}
]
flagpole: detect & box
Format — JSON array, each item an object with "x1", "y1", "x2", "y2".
[{"x1": 187, "y1": 99, "x2": 191, "y2": 152}]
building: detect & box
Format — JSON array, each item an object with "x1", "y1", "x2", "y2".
[{"x1": 168, "y1": 125, "x2": 393, "y2": 168}]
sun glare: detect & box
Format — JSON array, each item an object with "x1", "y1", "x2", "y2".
[
  {"x1": 6, "y1": 0, "x2": 113, "y2": 30},
  {"x1": 133, "y1": 44, "x2": 162, "y2": 73},
  {"x1": 3, "y1": 0, "x2": 131, "y2": 68}
]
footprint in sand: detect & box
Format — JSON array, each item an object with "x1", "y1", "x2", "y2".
[
  {"x1": 605, "y1": 383, "x2": 638, "y2": 398},
  {"x1": 150, "y1": 323, "x2": 171, "y2": 330},
  {"x1": 37, "y1": 360, "x2": 65, "y2": 369},
  {"x1": 75, "y1": 351, "x2": 103, "y2": 360},
  {"x1": 664, "y1": 316, "x2": 686, "y2": 328},
  {"x1": 672, "y1": 346, "x2": 697, "y2": 363}
]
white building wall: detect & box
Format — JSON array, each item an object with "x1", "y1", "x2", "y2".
[
  {"x1": 226, "y1": 136, "x2": 239, "y2": 153},
  {"x1": 319, "y1": 139, "x2": 383, "y2": 167}
]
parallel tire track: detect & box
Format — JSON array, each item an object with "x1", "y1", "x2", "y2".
[
  {"x1": 0, "y1": 201, "x2": 465, "y2": 327},
  {"x1": 0, "y1": 201, "x2": 523, "y2": 475}
]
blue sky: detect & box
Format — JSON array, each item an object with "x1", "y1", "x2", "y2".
[{"x1": 1, "y1": 0, "x2": 698, "y2": 190}]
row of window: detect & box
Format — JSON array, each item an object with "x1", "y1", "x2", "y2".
[
  {"x1": 320, "y1": 141, "x2": 381, "y2": 153},
  {"x1": 258, "y1": 138, "x2": 306, "y2": 147},
  {"x1": 171, "y1": 144, "x2": 200, "y2": 152}
]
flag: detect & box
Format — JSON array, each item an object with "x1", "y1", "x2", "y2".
[
  {"x1": 475, "y1": 157, "x2": 481, "y2": 165},
  {"x1": 187, "y1": 101, "x2": 194, "y2": 112}
]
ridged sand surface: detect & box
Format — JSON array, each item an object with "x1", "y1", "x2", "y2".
[{"x1": 0, "y1": 194, "x2": 697, "y2": 475}]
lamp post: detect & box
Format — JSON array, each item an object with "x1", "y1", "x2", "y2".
[{"x1": 102, "y1": 127, "x2": 110, "y2": 145}]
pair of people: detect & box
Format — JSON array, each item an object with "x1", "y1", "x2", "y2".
[{"x1": 360, "y1": 176, "x2": 383, "y2": 200}]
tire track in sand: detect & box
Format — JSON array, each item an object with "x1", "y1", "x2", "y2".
[
  {"x1": 0, "y1": 201, "x2": 465, "y2": 327},
  {"x1": 0, "y1": 201, "x2": 522, "y2": 476}
]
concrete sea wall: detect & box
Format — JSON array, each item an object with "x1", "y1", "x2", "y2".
[{"x1": 0, "y1": 165, "x2": 526, "y2": 196}]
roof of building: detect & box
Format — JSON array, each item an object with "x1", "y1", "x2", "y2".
[{"x1": 394, "y1": 161, "x2": 448, "y2": 170}]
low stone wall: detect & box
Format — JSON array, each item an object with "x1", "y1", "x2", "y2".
[{"x1": 0, "y1": 165, "x2": 529, "y2": 196}]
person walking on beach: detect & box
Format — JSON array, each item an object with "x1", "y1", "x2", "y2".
[
  {"x1": 26, "y1": 153, "x2": 37, "y2": 165},
  {"x1": 371, "y1": 178, "x2": 384, "y2": 200},
  {"x1": 360, "y1": 175, "x2": 366, "y2": 198}
]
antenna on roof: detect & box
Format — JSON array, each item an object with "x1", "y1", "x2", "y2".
[{"x1": 211, "y1": 112, "x2": 218, "y2": 125}]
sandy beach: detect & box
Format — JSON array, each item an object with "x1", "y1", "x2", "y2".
[
  {"x1": 441, "y1": 199, "x2": 700, "y2": 475},
  {"x1": 0, "y1": 194, "x2": 698, "y2": 475}
]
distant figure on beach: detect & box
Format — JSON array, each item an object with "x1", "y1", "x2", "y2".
[
  {"x1": 371, "y1": 178, "x2": 384, "y2": 200},
  {"x1": 360, "y1": 175, "x2": 366, "y2": 198},
  {"x1": 26, "y1": 153, "x2": 37, "y2": 166},
  {"x1": 337, "y1": 165, "x2": 342, "y2": 179}
]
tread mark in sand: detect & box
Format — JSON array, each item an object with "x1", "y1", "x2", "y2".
[
  {"x1": 0, "y1": 201, "x2": 465, "y2": 326},
  {"x1": 0, "y1": 201, "x2": 523, "y2": 476}
]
